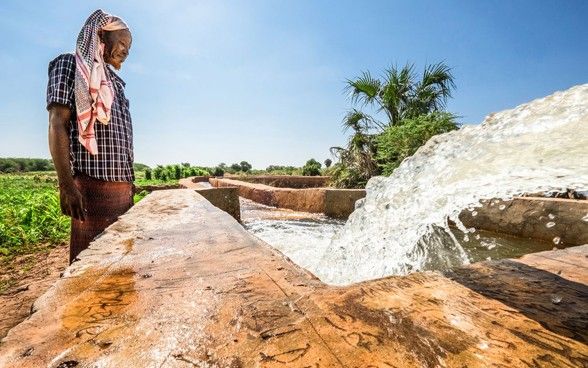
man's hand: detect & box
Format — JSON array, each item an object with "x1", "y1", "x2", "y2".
[
  {"x1": 59, "y1": 184, "x2": 87, "y2": 222},
  {"x1": 48, "y1": 103, "x2": 87, "y2": 221}
]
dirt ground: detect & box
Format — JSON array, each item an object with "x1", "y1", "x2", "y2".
[{"x1": 0, "y1": 243, "x2": 68, "y2": 340}]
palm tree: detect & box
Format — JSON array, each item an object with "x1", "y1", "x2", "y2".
[
  {"x1": 331, "y1": 62, "x2": 455, "y2": 187},
  {"x1": 330, "y1": 117, "x2": 379, "y2": 187},
  {"x1": 345, "y1": 62, "x2": 455, "y2": 129}
]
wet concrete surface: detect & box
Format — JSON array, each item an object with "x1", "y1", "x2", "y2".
[
  {"x1": 0, "y1": 189, "x2": 586, "y2": 367},
  {"x1": 459, "y1": 197, "x2": 588, "y2": 246}
]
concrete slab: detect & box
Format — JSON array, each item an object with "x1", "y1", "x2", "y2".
[
  {"x1": 459, "y1": 197, "x2": 588, "y2": 246},
  {"x1": 224, "y1": 175, "x2": 330, "y2": 188},
  {"x1": 195, "y1": 187, "x2": 241, "y2": 222},
  {"x1": 0, "y1": 190, "x2": 586, "y2": 367},
  {"x1": 210, "y1": 178, "x2": 365, "y2": 219}
]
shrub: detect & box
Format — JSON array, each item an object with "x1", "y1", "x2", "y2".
[
  {"x1": 266, "y1": 165, "x2": 300, "y2": 175},
  {"x1": 144, "y1": 169, "x2": 152, "y2": 180},
  {"x1": 302, "y1": 159, "x2": 322, "y2": 176},
  {"x1": 230, "y1": 163, "x2": 242, "y2": 173},
  {"x1": 240, "y1": 161, "x2": 252, "y2": 172},
  {"x1": 212, "y1": 167, "x2": 225, "y2": 177},
  {"x1": 0, "y1": 158, "x2": 54, "y2": 173},
  {"x1": 153, "y1": 166, "x2": 163, "y2": 180},
  {"x1": 174, "y1": 165, "x2": 182, "y2": 180},
  {"x1": 375, "y1": 112, "x2": 459, "y2": 175},
  {"x1": 329, "y1": 164, "x2": 368, "y2": 188}
]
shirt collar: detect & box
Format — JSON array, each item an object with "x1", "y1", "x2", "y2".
[{"x1": 106, "y1": 65, "x2": 126, "y2": 87}]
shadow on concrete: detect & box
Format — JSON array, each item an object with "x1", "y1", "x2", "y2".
[{"x1": 445, "y1": 260, "x2": 588, "y2": 346}]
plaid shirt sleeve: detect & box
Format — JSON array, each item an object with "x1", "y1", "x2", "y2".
[{"x1": 46, "y1": 54, "x2": 75, "y2": 110}]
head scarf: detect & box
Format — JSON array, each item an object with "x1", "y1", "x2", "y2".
[{"x1": 74, "y1": 9, "x2": 129, "y2": 155}]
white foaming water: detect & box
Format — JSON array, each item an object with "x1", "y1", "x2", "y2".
[
  {"x1": 240, "y1": 198, "x2": 344, "y2": 270},
  {"x1": 246, "y1": 218, "x2": 344, "y2": 271},
  {"x1": 315, "y1": 84, "x2": 588, "y2": 285}
]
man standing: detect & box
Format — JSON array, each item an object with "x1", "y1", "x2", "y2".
[{"x1": 47, "y1": 10, "x2": 134, "y2": 263}]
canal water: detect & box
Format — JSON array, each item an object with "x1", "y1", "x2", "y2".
[{"x1": 241, "y1": 198, "x2": 560, "y2": 277}]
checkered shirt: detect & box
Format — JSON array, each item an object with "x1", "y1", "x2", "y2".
[{"x1": 46, "y1": 53, "x2": 134, "y2": 182}]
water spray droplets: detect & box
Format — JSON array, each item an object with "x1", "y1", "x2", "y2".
[
  {"x1": 316, "y1": 85, "x2": 588, "y2": 285},
  {"x1": 551, "y1": 295, "x2": 562, "y2": 304}
]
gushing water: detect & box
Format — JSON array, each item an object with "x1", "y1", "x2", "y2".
[{"x1": 315, "y1": 84, "x2": 588, "y2": 285}]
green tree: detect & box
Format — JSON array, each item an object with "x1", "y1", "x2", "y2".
[
  {"x1": 153, "y1": 165, "x2": 164, "y2": 180},
  {"x1": 345, "y1": 62, "x2": 455, "y2": 129},
  {"x1": 331, "y1": 61, "x2": 456, "y2": 187},
  {"x1": 174, "y1": 165, "x2": 182, "y2": 180},
  {"x1": 240, "y1": 161, "x2": 252, "y2": 172},
  {"x1": 302, "y1": 159, "x2": 322, "y2": 176},
  {"x1": 324, "y1": 159, "x2": 332, "y2": 168},
  {"x1": 212, "y1": 166, "x2": 225, "y2": 177},
  {"x1": 265, "y1": 165, "x2": 300, "y2": 175},
  {"x1": 230, "y1": 163, "x2": 242, "y2": 172},
  {"x1": 0, "y1": 158, "x2": 55, "y2": 173},
  {"x1": 330, "y1": 125, "x2": 378, "y2": 188},
  {"x1": 144, "y1": 169, "x2": 152, "y2": 180}
]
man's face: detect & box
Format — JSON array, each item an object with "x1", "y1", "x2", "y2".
[{"x1": 100, "y1": 29, "x2": 132, "y2": 70}]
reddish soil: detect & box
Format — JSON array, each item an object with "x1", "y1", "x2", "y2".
[{"x1": 0, "y1": 243, "x2": 68, "y2": 340}]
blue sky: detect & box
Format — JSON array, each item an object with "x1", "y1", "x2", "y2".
[{"x1": 0, "y1": 1, "x2": 586, "y2": 168}]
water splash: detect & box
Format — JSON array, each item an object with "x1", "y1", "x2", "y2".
[
  {"x1": 240, "y1": 198, "x2": 344, "y2": 271},
  {"x1": 316, "y1": 84, "x2": 588, "y2": 285}
]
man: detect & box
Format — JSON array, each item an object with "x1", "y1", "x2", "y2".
[{"x1": 47, "y1": 10, "x2": 134, "y2": 263}]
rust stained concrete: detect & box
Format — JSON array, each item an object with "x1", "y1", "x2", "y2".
[
  {"x1": 0, "y1": 190, "x2": 586, "y2": 367},
  {"x1": 224, "y1": 175, "x2": 331, "y2": 189},
  {"x1": 179, "y1": 177, "x2": 241, "y2": 221},
  {"x1": 210, "y1": 178, "x2": 366, "y2": 219}
]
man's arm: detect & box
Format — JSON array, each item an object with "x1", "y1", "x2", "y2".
[{"x1": 48, "y1": 104, "x2": 86, "y2": 221}]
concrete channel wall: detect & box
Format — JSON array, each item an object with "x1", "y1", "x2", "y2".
[
  {"x1": 459, "y1": 197, "x2": 588, "y2": 246},
  {"x1": 179, "y1": 177, "x2": 241, "y2": 221},
  {"x1": 224, "y1": 175, "x2": 331, "y2": 188},
  {"x1": 1, "y1": 189, "x2": 586, "y2": 367},
  {"x1": 182, "y1": 177, "x2": 586, "y2": 246},
  {"x1": 209, "y1": 178, "x2": 588, "y2": 242},
  {"x1": 210, "y1": 177, "x2": 366, "y2": 219}
]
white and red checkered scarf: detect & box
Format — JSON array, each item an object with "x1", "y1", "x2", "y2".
[{"x1": 75, "y1": 9, "x2": 129, "y2": 155}]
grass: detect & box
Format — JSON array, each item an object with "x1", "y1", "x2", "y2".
[
  {"x1": 133, "y1": 169, "x2": 179, "y2": 186},
  {"x1": 134, "y1": 178, "x2": 176, "y2": 186},
  {"x1": 0, "y1": 169, "x2": 203, "y2": 259},
  {"x1": 133, "y1": 170, "x2": 179, "y2": 203},
  {"x1": 0, "y1": 173, "x2": 69, "y2": 258}
]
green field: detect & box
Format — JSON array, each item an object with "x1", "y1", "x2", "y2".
[
  {"x1": 0, "y1": 173, "x2": 68, "y2": 257},
  {"x1": 0, "y1": 172, "x2": 178, "y2": 259}
]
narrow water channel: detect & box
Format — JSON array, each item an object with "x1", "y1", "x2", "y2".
[{"x1": 240, "y1": 197, "x2": 559, "y2": 277}]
